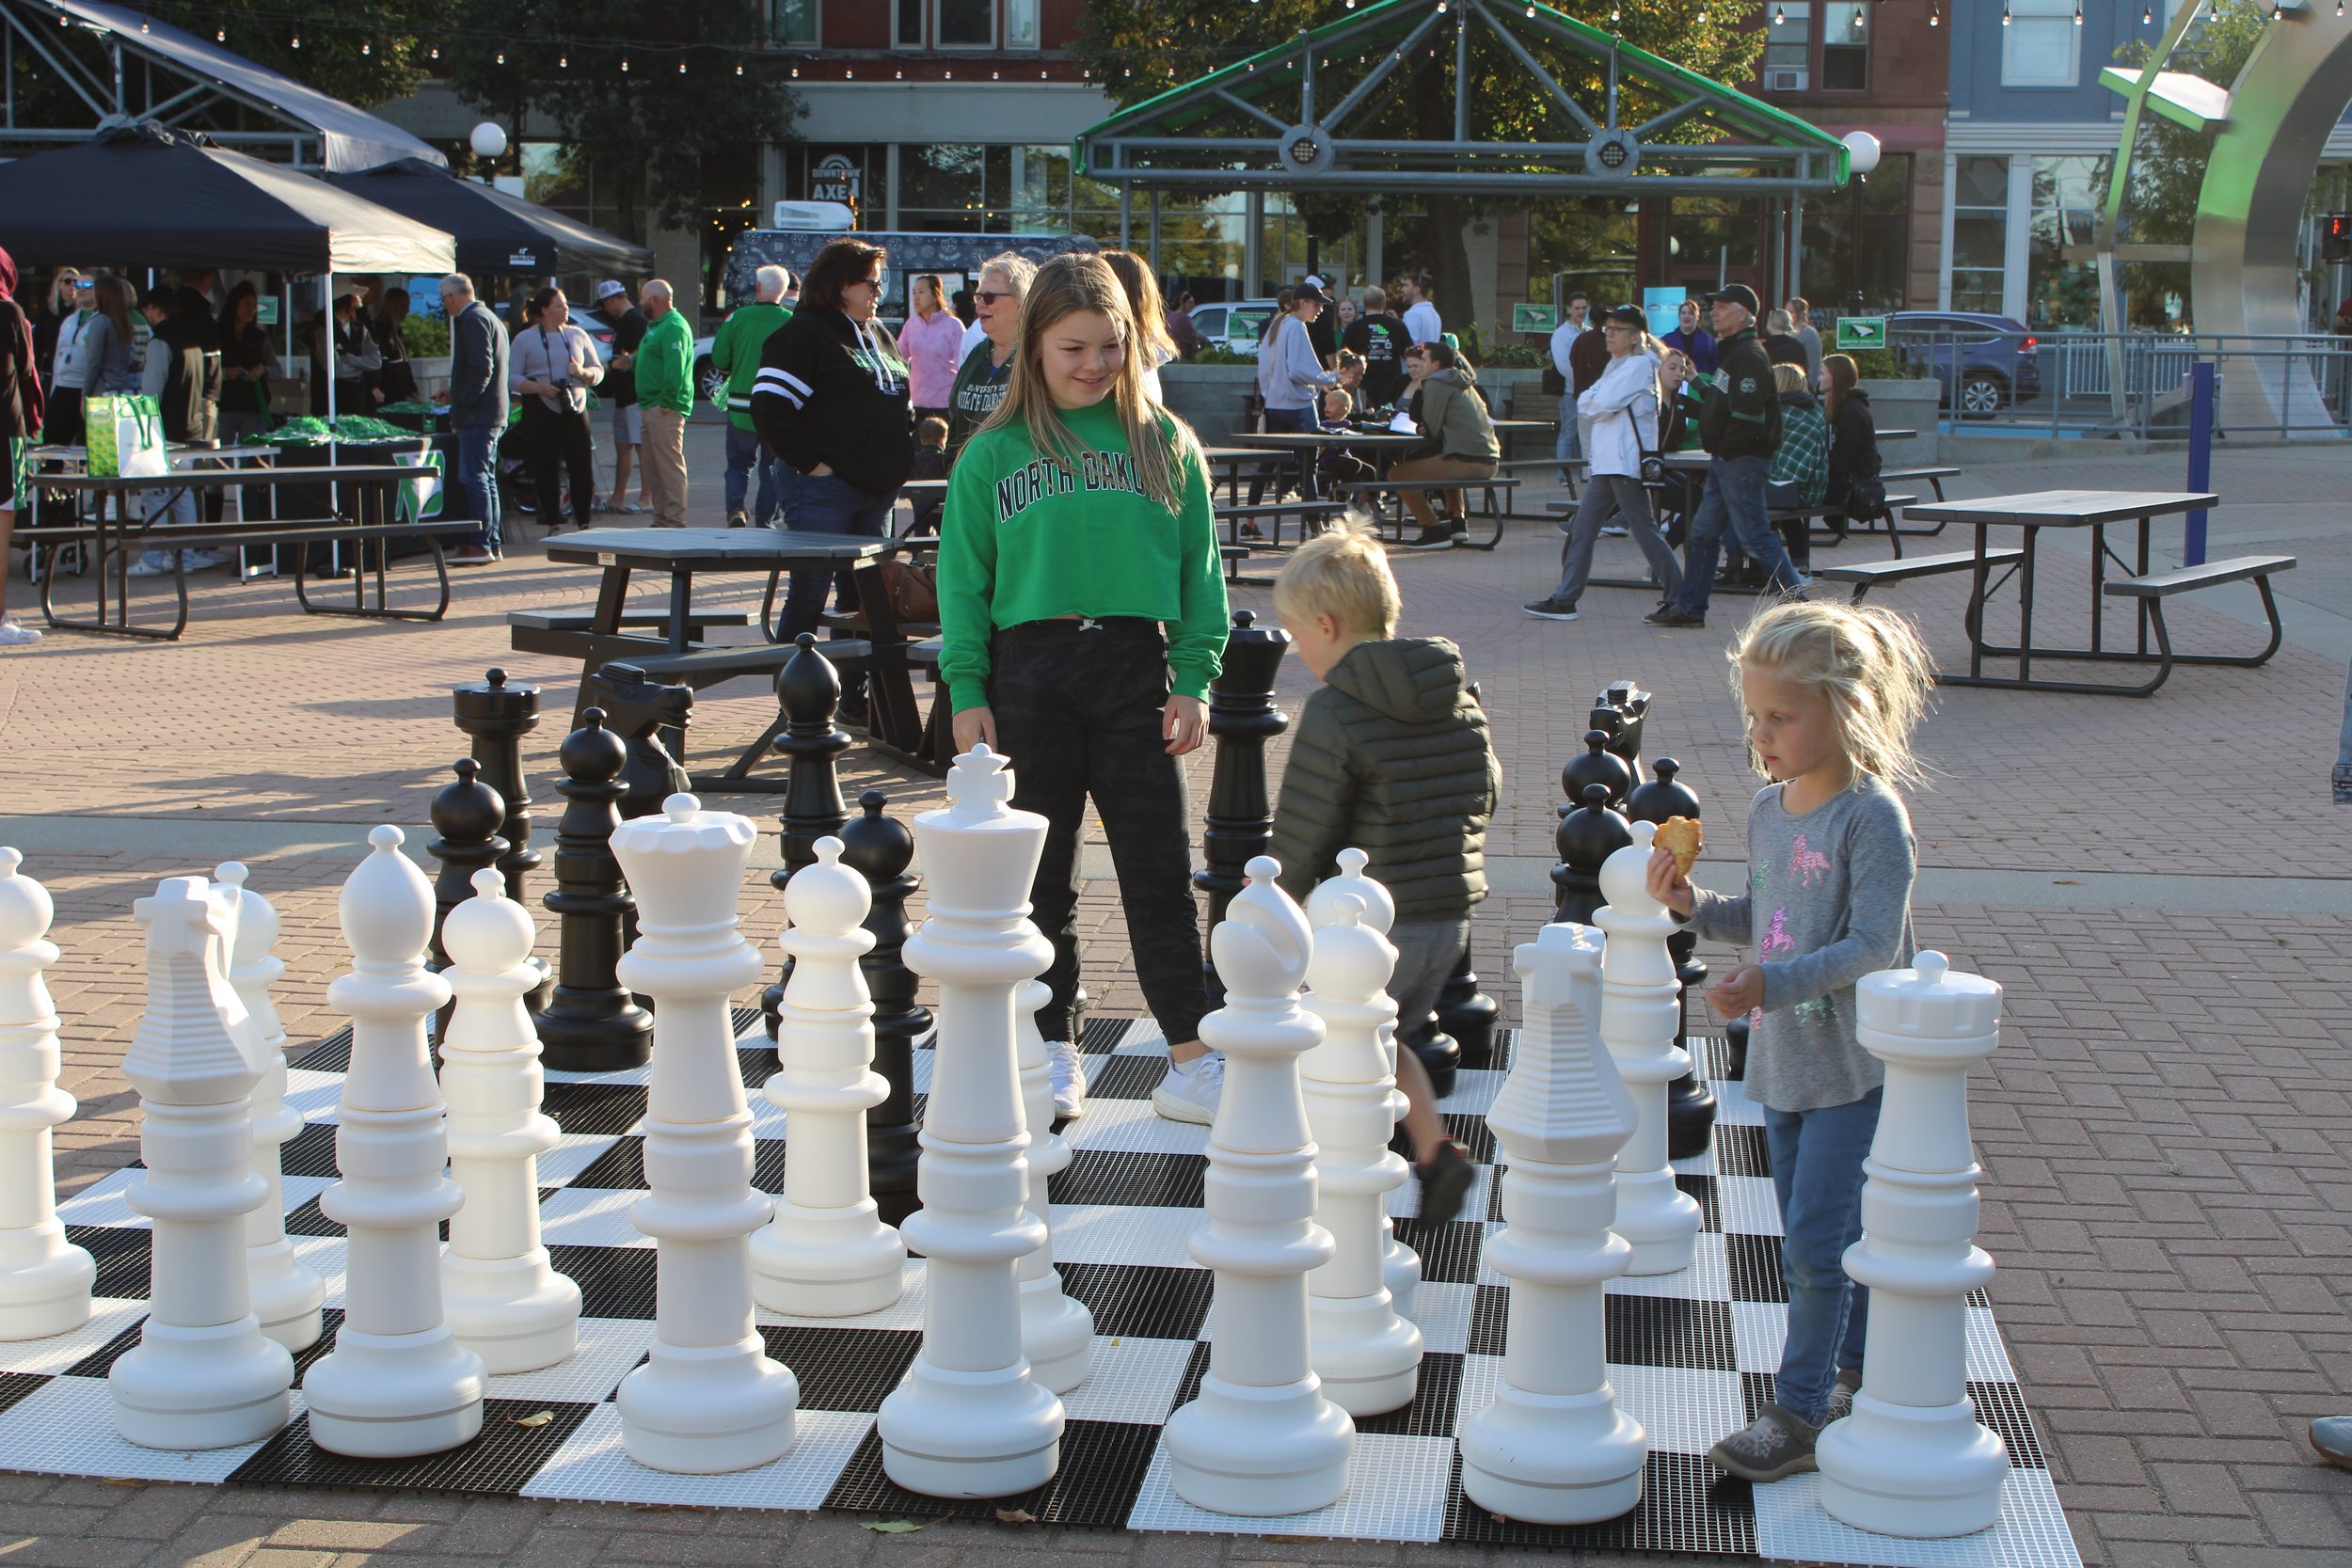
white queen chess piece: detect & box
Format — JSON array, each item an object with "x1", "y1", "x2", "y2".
[
  {"x1": 0, "y1": 848, "x2": 94, "y2": 1341},
  {"x1": 109, "y1": 877, "x2": 294, "y2": 1449},
  {"x1": 1012, "y1": 974, "x2": 1093, "y2": 1392},
  {"x1": 751, "y1": 837, "x2": 907, "y2": 1318},
  {"x1": 1458, "y1": 921, "x2": 1647, "y2": 1524},
  {"x1": 1817, "y1": 952, "x2": 2010, "y2": 1538},
  {"x1": 438, "y1": 868, "x2": 581, "y2": 1372},
  {"x1": 881, "y1": 745, "x2": 1063, "y2": 1497},
  {"x1": 1595, "y1": 820, "x2": 1702, "y2": 1275},
  {"x1": 609, "y1": 795, "x2": 800, "y2": 1473},
  {"x1": 1166, "y1": 857, "x2": 1355, "y2": 1515}
]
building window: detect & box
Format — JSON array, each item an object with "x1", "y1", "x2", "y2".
[
  {"x1": 771, "y1": 0, "x2": 818, "y2": 46},
  {"x1": 2002, "y1": 0, "x2": 2080, "y2": 87},
  {"x1": 1763, "y1": 2, "x2": 1811, "y2": 91},
  {"x1": 1950, "y1": 155, "x2": 2010, "y2": 315},
  {"x1": 894, "y1": 0, "x2": 923, "y2": 48},
  {"x1": 1006, "y1": 0, "x2": 1039, "y2": 49},
  {"x1": 1821, "y1": 3, "x2": 1869, "y2": 92},
  {"x1": 938, "y1": 0, "x2": 993, "y2": 48},
  {"x1": 2027, "y1": 154, "x2": 2106, "y2": 327}
]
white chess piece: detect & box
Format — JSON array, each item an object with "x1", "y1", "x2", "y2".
[
  {"x1": 109, "y1": 877, "x2": 294, "y2": 1449},
  {"x1": 305, "y1": 828, "x2": 485, "y2": 1458},
  {"x1": 1302, "y1": 847, "x2": 1418, "y2": 1320},
  {"x1": 1818, "y1": 952, "x2": 2010, "y2": 1538},
  {"x1": 215, "y1": 863, "x2": 324, "y2": 1353},
  {"x1": 0, "y1": 848, "x2": 94, "y2": 1341},
  {"x1": 1299, "y1": 895, "x2": 1421, "y2": 1417},
  {"x1": 1594, "y1": 820, "x2": 1702, "y2": 1275},
  {"x1": 881, "y1": 746, "x2": 1063, "y2": 1497},
  {"x1": 1166, "y1": 856, "x2": 1354, "y2": 1515},
  {"x1": 751, "y1": 837, "x2": 907, "y2": 1318},
  {"x1": 439, "y1": 868, "x2": 581, "y2": 1372},
  {"x1": 1011, "y1": 974, "x2": 1093, "y2": 1392},
  {"x1": 1459, "y1": 921, "x2": 1647, "y2": 1524},
  {"x1": 609, "y1": 795, "x2": 799, "y2": 1473}
]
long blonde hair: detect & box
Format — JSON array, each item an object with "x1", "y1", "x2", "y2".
[
  {"x1": 981, "y1": 252, "x2": 1199, "y2": 514},
  {"x1": 1730, "y1": 600, "x2": 1936, "y2": 791},
  {"x1": 1100, "y1": 248, "x2": 1174, "y2": 372}
]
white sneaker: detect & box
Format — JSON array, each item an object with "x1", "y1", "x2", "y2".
[
  {"x1": 1152, "y1": 1052, "x2": 1225, "y2": 1125},
  {"x1": 0, "y1": 616, "x2": 40, "y2": 646},
  {"x1": 1601, "y1": 524, "x2": 1630, "y2": 537},
  {"x1": 126, "y1": 552, "x2": 174, "y2": 578},
  {"x1": 1046, "y1": 1038, "x2": 1086, "y2": 1120}
]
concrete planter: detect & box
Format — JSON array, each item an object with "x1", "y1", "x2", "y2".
[{"x1": 1859, "y1": 377, "x2": 1940, "y2": 464}]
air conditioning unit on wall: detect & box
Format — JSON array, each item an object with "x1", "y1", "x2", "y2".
[{"x1": 1766, "y1": 68, "x2": 1809, "y2": 92}]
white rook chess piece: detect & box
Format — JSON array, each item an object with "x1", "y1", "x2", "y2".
[
  {"x1": 1012, "y1": 974, "x2": 1093, "y2": 1392},
  {"x1": 306, "y1": 829, "x2": 485, "y2": 1457},
  {"x1": 610, "y1": 795, "x2": 799, "y2": 1473},
  {"x1": 881, "y1": 746, "x2": 1063, "y2": 1497},
  {"x1": 751, "y1": 838, "x2": 906, "y2": 1318},
  {"x1": 1818, "y1": 952, "x2": 2010, "y2": 1538},
  {"x1": 439, "y1": 868, "x2": 581, "y2": 1372},
  {"x1": 1298, "y1": 895, "x2": 1421, "y2": 1417},
  {"x1": 1595, "y1": 821, "x2": 1702, "y2": 1275},
  {"x1": 1167, "y1": 857, "x2": 1354, "y2": 1515},
  {"x1": 110, "y1": 877, "x2": 294, "y2": 1449},
  {"x1": 215, "y1": 863, "x2": 324, "y2": 1352},
  {"x1": 1459, "y1": 921, "x2": 1647, "y2": 1524},
  {"x1": 1303, "y1": 848, "x2": 1418, "y2": 1321},
  {"x1": 0, "y1": 848, "x2": 94, "y2": 1340}
]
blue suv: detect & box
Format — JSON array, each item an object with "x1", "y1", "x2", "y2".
[{"x1": 1886, "y1": 311, "x2": 2042, "y2": 417}]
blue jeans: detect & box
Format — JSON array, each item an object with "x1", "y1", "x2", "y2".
[
  {"x1": 724, "y1": 422, "x2": 786, "y2": 526},
  {"x1": 453, "y1": 423, "x2": 501, "y2": 554},
  {"x1": 1676, "y1": 453, "x2": 1799, "y2": 615},
  {"x1": 1763, "y1": 1086, "x2": 1881, "y2": 1425},
  {"x1": 1555, "y1": 413, "x2": 1582, "y2": 482},
  {"x1": 776, "y1": 471, "x2": 894, "y2": 695}
]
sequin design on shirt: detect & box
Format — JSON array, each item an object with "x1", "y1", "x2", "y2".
[
  {"x1": 1790, "y1": 833, "x2": 1831, "y2": 886},
  {"x1": 1761, "y1": 907, "x2": 1796, "y2": 958}
]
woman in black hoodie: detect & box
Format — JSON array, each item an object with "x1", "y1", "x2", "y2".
[{"x1": 1821, "y1": 352, "x2": 1882, "y2": 534}]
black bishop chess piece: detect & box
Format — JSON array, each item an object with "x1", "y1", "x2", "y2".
[
  {"x1": 761, "y1": 635, "x2": 853, "y2": 1041},
  {"x1": 1195, "y1": 610, "x2": 1291, "y2": 1003},
  {"x1": 1560, "y1": 728, "x2": 1635, "y2": 824},
  {"x1": 1553, "y1": 783, "x2": 1631, "y2": 927},
  {"x1": 1626, "y1": 756, "x2": 1719, "y2": 1159},
  {"x1": 584, "y1": 663, "x2": 693, "y2": 822},
  {"x1": 427, "y1": 758, "x2": 509, "y2": 1041},
  {"x1": 838, "y1": 789, "x2": 926, "y2": 1226},
  {"x1": 535, "y1": 708, "x2": 654, "y2": 1073}
]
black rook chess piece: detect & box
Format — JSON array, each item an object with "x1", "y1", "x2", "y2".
[
  {"x1": 1626, "y1": 756, "x2": 1718, "y2": 1159},
  {"x1": 452, "y1": 667, "x2": 543, "y2": 903},
  {"x1": 584, "y1": 662, "x2": 694, "y2": 820},
  {"x1": 761, "y1": 635, "x2": 853, "y2": 1039},
  {"x1": 838, "y1": 789, "x2": 927, "y2": 1225},
  {"x1": 1196, "y1": 610, "x2": 1291, "y2": 1002},
  {"x1": 535, "y1": 708, "x2": 654, "y2": 1073}
]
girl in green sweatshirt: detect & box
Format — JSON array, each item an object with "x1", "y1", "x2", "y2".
[{"x1": 938, "y1": 253, "x2": 1231, "y2": 1127}]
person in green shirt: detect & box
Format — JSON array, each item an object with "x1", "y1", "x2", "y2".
[
  {"x1": 711, "y1": 264, "x2": 793, "y2": 526},
  {"x1": 939, "y1": 253, "x2": 1227, "y2": 1126},
  {"x1": 633, "y1": 279, "x2": 696, "y2": 528}
]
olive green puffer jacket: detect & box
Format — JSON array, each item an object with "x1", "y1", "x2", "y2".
[{"x1": 1269, "y1": 636, "x2": 1501, "y2": 921}]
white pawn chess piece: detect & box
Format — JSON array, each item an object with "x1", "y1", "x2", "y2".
[
  {"x1": 0, "y1": 848, "x2": 95, "y2": 1341},
  {"x1": 1167, "y1": 856, "x2": 1354, "y2": 1515},
  {"x1": 1818, "y1": 952, "x2": 2010, "y2": 1538},
  {"x1": 609, "y1": 795, "x2": 799, "y2": 1473},
  {"x1": 1594, "y1": 820, "x2": 1702, "y2": 1275},
  {"x1": 1011, "y1": 974, "x2": 1093, "y2": 1392},
  {"x1": 881, "y1": 746, "x2": 1063, "y2": 1497},
  {"x1": 751, "y1": 837, "x2": 906, "y2": 1317},
  {"x1": 1298, "y1": 895, "x2": 1421, "y2": 1417},
  {"x1": 304, "y1": 828, "x2": 486, "y2": 1458},
  {"x1": 1459, "y1": 921, "x2": 1648, "y2": 1524},
  {"x1": 439, "y1": 868, "x2": 581, "y2": 1372},
  {"x1": 1303, "y1": 847, "x2": 1418, "y2": 1321},
  {"x1": 215, "y1": 863, "x2": 324, "y2": 1353},
  {"x1": 109, "y1": 877, "x2": 294, "y2": 1448}
]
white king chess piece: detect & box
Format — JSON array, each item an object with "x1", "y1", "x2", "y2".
[
  {"x1": 1817, "y1": 952, "x2": 2010, "y2": 1538},
  {"x1": 1012, "y1": 974, "x2": 1093, "y2": 1392},
  {"x1": 882, "y1": 746, "x2": 1063, "y2": 1497},
  {"x1": 1166, "y1": 857, "x2": 1355, "y2": 1515},
  {"x1": 0, "y1": 848, "x2": 95, "y2": 1340},
  {"x1": 609, "y1": 795, "x2": 800, "y2": 1473},
  {"x1": 439, "y1": 868, "x2": 581, "y2": 1373},
  {"x1": 305, "y1": 829, "x2": 485, "y2": 1457},
  {"x1": 1594, "y1": 820, "x2": 1702, "y2": 1275},
  {"x1": 1458, "y1": 921, "x2": 1647, "y2": 1524},
  {"x1": 109, "y1": 877, "x2": 294, "y2": 1449},
  {"x1": 751, "y1": 837, "x2": 908, "y2": 1317}
]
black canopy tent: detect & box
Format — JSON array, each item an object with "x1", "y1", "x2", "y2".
[{"x1": 326, "y1": 159, "x2": 653, "y2": 283}]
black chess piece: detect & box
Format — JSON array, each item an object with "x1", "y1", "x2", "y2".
[
  {"x1": 1431, "y1": 942, "x2": 1500, "y2": 1074},
  {"x1": 1626, "y1": 756, "x2": 1718, "y2": 1160},
  {"x1": 1560, "y1": 729, "x2": 1635, "y2": 823},
  {"x1": 1724, "y1": 1016, "x2": 1750, "y2": 1082},
  {"x1": 584, "y1": 662, "x2": 693, "y2": 821},
  {"x1": 426, "y1": 758, "x2": 509, "y2": 1042},
  {"x1": 1553, "y1": 783, "x2": 1632, "y2": 927},
  {"x1": 760, "y1": 635, "x2": 852, "y2": 1039},
  {"x1": 535, "y1": 708, "x2": 654, "y2": 1073},
  {"x1": 1590, "y1": 679, "x2": 1650, "y2": 780},
  {"x1": 452, "y1": 667, "x2": 542, "y2": 903},
  {"x1": 838, "y1": 789, "x2": 927, "y2": 1226},
  {"x1": 1195, "y1": 610, "x2": 1292, "y2": 1001}
]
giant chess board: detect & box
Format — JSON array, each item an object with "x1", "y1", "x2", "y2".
[{"x1": 10, "y1": 1012, "x2": 2079, "y2": 1568}]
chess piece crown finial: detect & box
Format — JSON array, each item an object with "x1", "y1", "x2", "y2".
[{"x1": 945, "y1": 743, "x2": 1015, "y2": 818}]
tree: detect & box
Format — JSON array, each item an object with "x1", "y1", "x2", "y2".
[{"x1": 123, "y1": 2, "x2": 458, "y2": 107}]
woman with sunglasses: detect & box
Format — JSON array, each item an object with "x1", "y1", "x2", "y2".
[
  {"x1": 41, "y1": 271, "x2": 94, "y2": 448},
  {"x1": 944, "y1": 252, "x2": 1036, "y2": 467}
]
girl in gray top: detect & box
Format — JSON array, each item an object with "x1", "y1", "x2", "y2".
[{"x1": 1645, "y1": 598, "x2": 1935, "y2": 1484}]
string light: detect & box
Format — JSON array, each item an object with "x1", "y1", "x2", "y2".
[
  {"x1": 619, "y1": 55, "x2": 628, "y2": 71},
  {"x1": 1772, "y1": 5, "x2": 1786, "y2": 22},
  {"x1": 215, "y1": 26, "x2": 224, "y2": 40},
  {"x1": 2001, "y1": 3, "x2": 2011, "y2": 24},
  {"x1": 359, "y1": 40, "x2": 369, "y2": 54},
  {"x1": 2075, "y1": 3, "x2": 2086, "y2": 24},
  {"x1": 735, "y1": 61, "x2": 743, "y2": 74},
  {"x1": 1610, "y1": 2, "x2": 1620, "y2": 18},
  {"x1": 495, "y1": 50, "x2": 504, "y2": 64},
  {"x1": 559, "y1": 54, "x2": 567, "y2": 68},
  {"x1": 2141, "y1": 3, "x2": 2152, "y2": 19},
  {"x1": 430, "y1": 45, "x2": 438, "y2": 58},
  {"x1": 1852, "y1": 6, "x2": 1864, "y2": 29},
  {"x1": 1930, "y1": 4, "x2": 1940, "y2": 24},
  {"x1": 139, "y1": 17, "x2": 148, "y2": 31},
  {"x1": 677, "y1": 60, "x2": 685, "y2": 72},
  {"x1": 290, "y1": 31, "x2": 299, "y2": 47}
]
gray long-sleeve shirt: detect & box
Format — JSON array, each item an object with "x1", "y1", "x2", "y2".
[
  {"x1": 1685, "y1": 774, "x2": 1916, "y2": 1113},
  {"x1": 1257, "y1": 313, "x2": 1336, "y2": 412}
]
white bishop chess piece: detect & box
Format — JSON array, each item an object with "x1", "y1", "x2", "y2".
[
  {"x1": 1817, "y1": 952, "x2": 2010, "y2": 1538},
  {"x1": 609, "y1": 795, "x2": 800, "y2": 1473},
  {"x1": 1594, "y1": 820, "x2": 1702, "y2": 1275},
  {"x1": 0, "y1": 848, "x2": 95, "y2": 1341},
  {"x1": 1166, "y1": 856, "x2": 1355, "y2": 1515},
  {"x1": 439, "y1": 868, "x2": 581, "y2": 1372},
  {"x1": 751, "y1": 837, "x2": 907, "y2": 1317},
  {"x1": 305, "y1": 829, "x2": 485, "y2": 1457},
  {"x1": 1012, "y1": 974, "x2": 1093, "y2": 1392},
  {"x1": 1458, "y1": 920, "x2": 1647, "y2": 1524}
]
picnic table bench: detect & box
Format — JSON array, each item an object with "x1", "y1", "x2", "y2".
[{"x1": 1338, "y1": 475, "x2": 1524, "y2": 550}]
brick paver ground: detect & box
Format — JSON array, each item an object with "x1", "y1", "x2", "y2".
[{"x1": 2, "y1": 442, "x2": 2348, "y2": 1565}]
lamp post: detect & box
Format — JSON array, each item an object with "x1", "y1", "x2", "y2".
[{"x1": 469, "y1": 121, "x2": 508, "y2": 188}]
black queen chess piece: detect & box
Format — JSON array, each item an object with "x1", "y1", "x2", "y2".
[
  {"x1": 535, "y1": 708, "x2": 654, "y2": 1073},
  {"x1": 837, "y1": 789, "x2": 927, "y2": 1225},
  {"x1": 1625, "y1": 756, "x2": 1719, "y2": 1159},
  {"x1": 761, "y1": 635, "x2": 853, "y2": 1041}
]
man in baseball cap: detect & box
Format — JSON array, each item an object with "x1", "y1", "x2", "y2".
[{"x1": 593, "y1": 279, "x2": 648, "y2": 513}]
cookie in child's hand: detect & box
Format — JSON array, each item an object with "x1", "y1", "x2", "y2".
[{"x1": 1653, "y1": 816, "x2": 1703, "y2": 878}]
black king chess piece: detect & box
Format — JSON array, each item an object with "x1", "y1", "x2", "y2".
[
  {"x1": 427, "y1": 758, "x2": 509, "y2": 1040},
  {"x1": 761, "y1": 635, "x2": 853, "y2": 1040},
  {"x1": 1194, "y1": 610, "x2": 1291, "y2": 1002},
  {"x1": 838, "y1": 789, "x2": 927, "y2": 1225},
  {"x1": 1626, "y1": 756, "x2": 1720, "y2": 1158},
  {"x1": 535, "y1": 708, "x2": 654, "y2": 1073}
]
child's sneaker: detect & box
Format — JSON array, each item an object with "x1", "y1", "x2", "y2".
[
  {"x1": 1046, "y1": 1039, "x2": 1086, "y2": 1120},
  {"x1": 1824, "y1": 1366, "x2": 1863, "y2": 1423},
  {"x1": 1151, "y1": 1052, "x2": 1225, "y2": 1125},
  {"x1": 1413, "y1": 1141, "x2": 1476, "y2": 1224},
  {"x1": 1708, "y1": 1401, "x2": 1821, "y2": 1482},
  {"x1": 0, "y1": 615, "x2": 40, "y2": 647}
]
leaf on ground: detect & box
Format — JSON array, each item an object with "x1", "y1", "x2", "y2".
[
  {"x1": 862, "y1": 1519, "x2": 925, "y2": 1533},
  {"x1": 993, "y1": 1507, "x2": 1039, "y2": 1524},
  {"x1": 509, "y1": 1410, "x2": 555, "y2": 1428},
  {"x1": 98, "y1": 1478, "x2": 147, "y2": 1488}
]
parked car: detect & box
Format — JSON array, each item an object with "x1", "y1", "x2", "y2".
[
  {"x1": 1886, "y1": 311, "x2": 2042, "y2": 417},
  {"x1": 1187, "y1": 298, "x2": 1283, "y2": 356}
]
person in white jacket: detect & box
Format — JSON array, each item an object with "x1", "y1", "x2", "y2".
[
  {"x1": 1524, "y1": 304, "x2": 1684, "y2": 622},
  {"x1": 1248, "y1": 281, "x2": 1339, "y2": 504}
]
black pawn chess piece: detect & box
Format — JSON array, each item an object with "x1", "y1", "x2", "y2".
[
  {"x1": 1431, "y1": 942, "x2": 1500, "y2": 1074},
  {"x1": 1626, "y1": 756, "x2": 1718, "y2": 1160},
  {"x1": 427, "y1": 758, "x2": 508, "y2": 1042},
  {"x1": 838, "y1": 789, "x2": 927, "y2": 1226},
  {"x1": 760, "y1": 634, "x2": 852, "y2": 1040},
  {"x1": 584, "y1": 662, "x2": 693, "y2": 820},
  {"x1": 535, "y1": 708, "x2": 654, "y2": 1073},
  {"x1": 1553, "y1": 783, "x2": 1632, "y2": 927},
  {"x1": 1195, "y1": 610, "x2": 1292, "y2": 1002},
  {"x1": 452, "y1": 667, "x2": 543, "y2": 903},
  {"x1": 1560, "y1": 729, "x2": 1635, "y2": 823}
]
